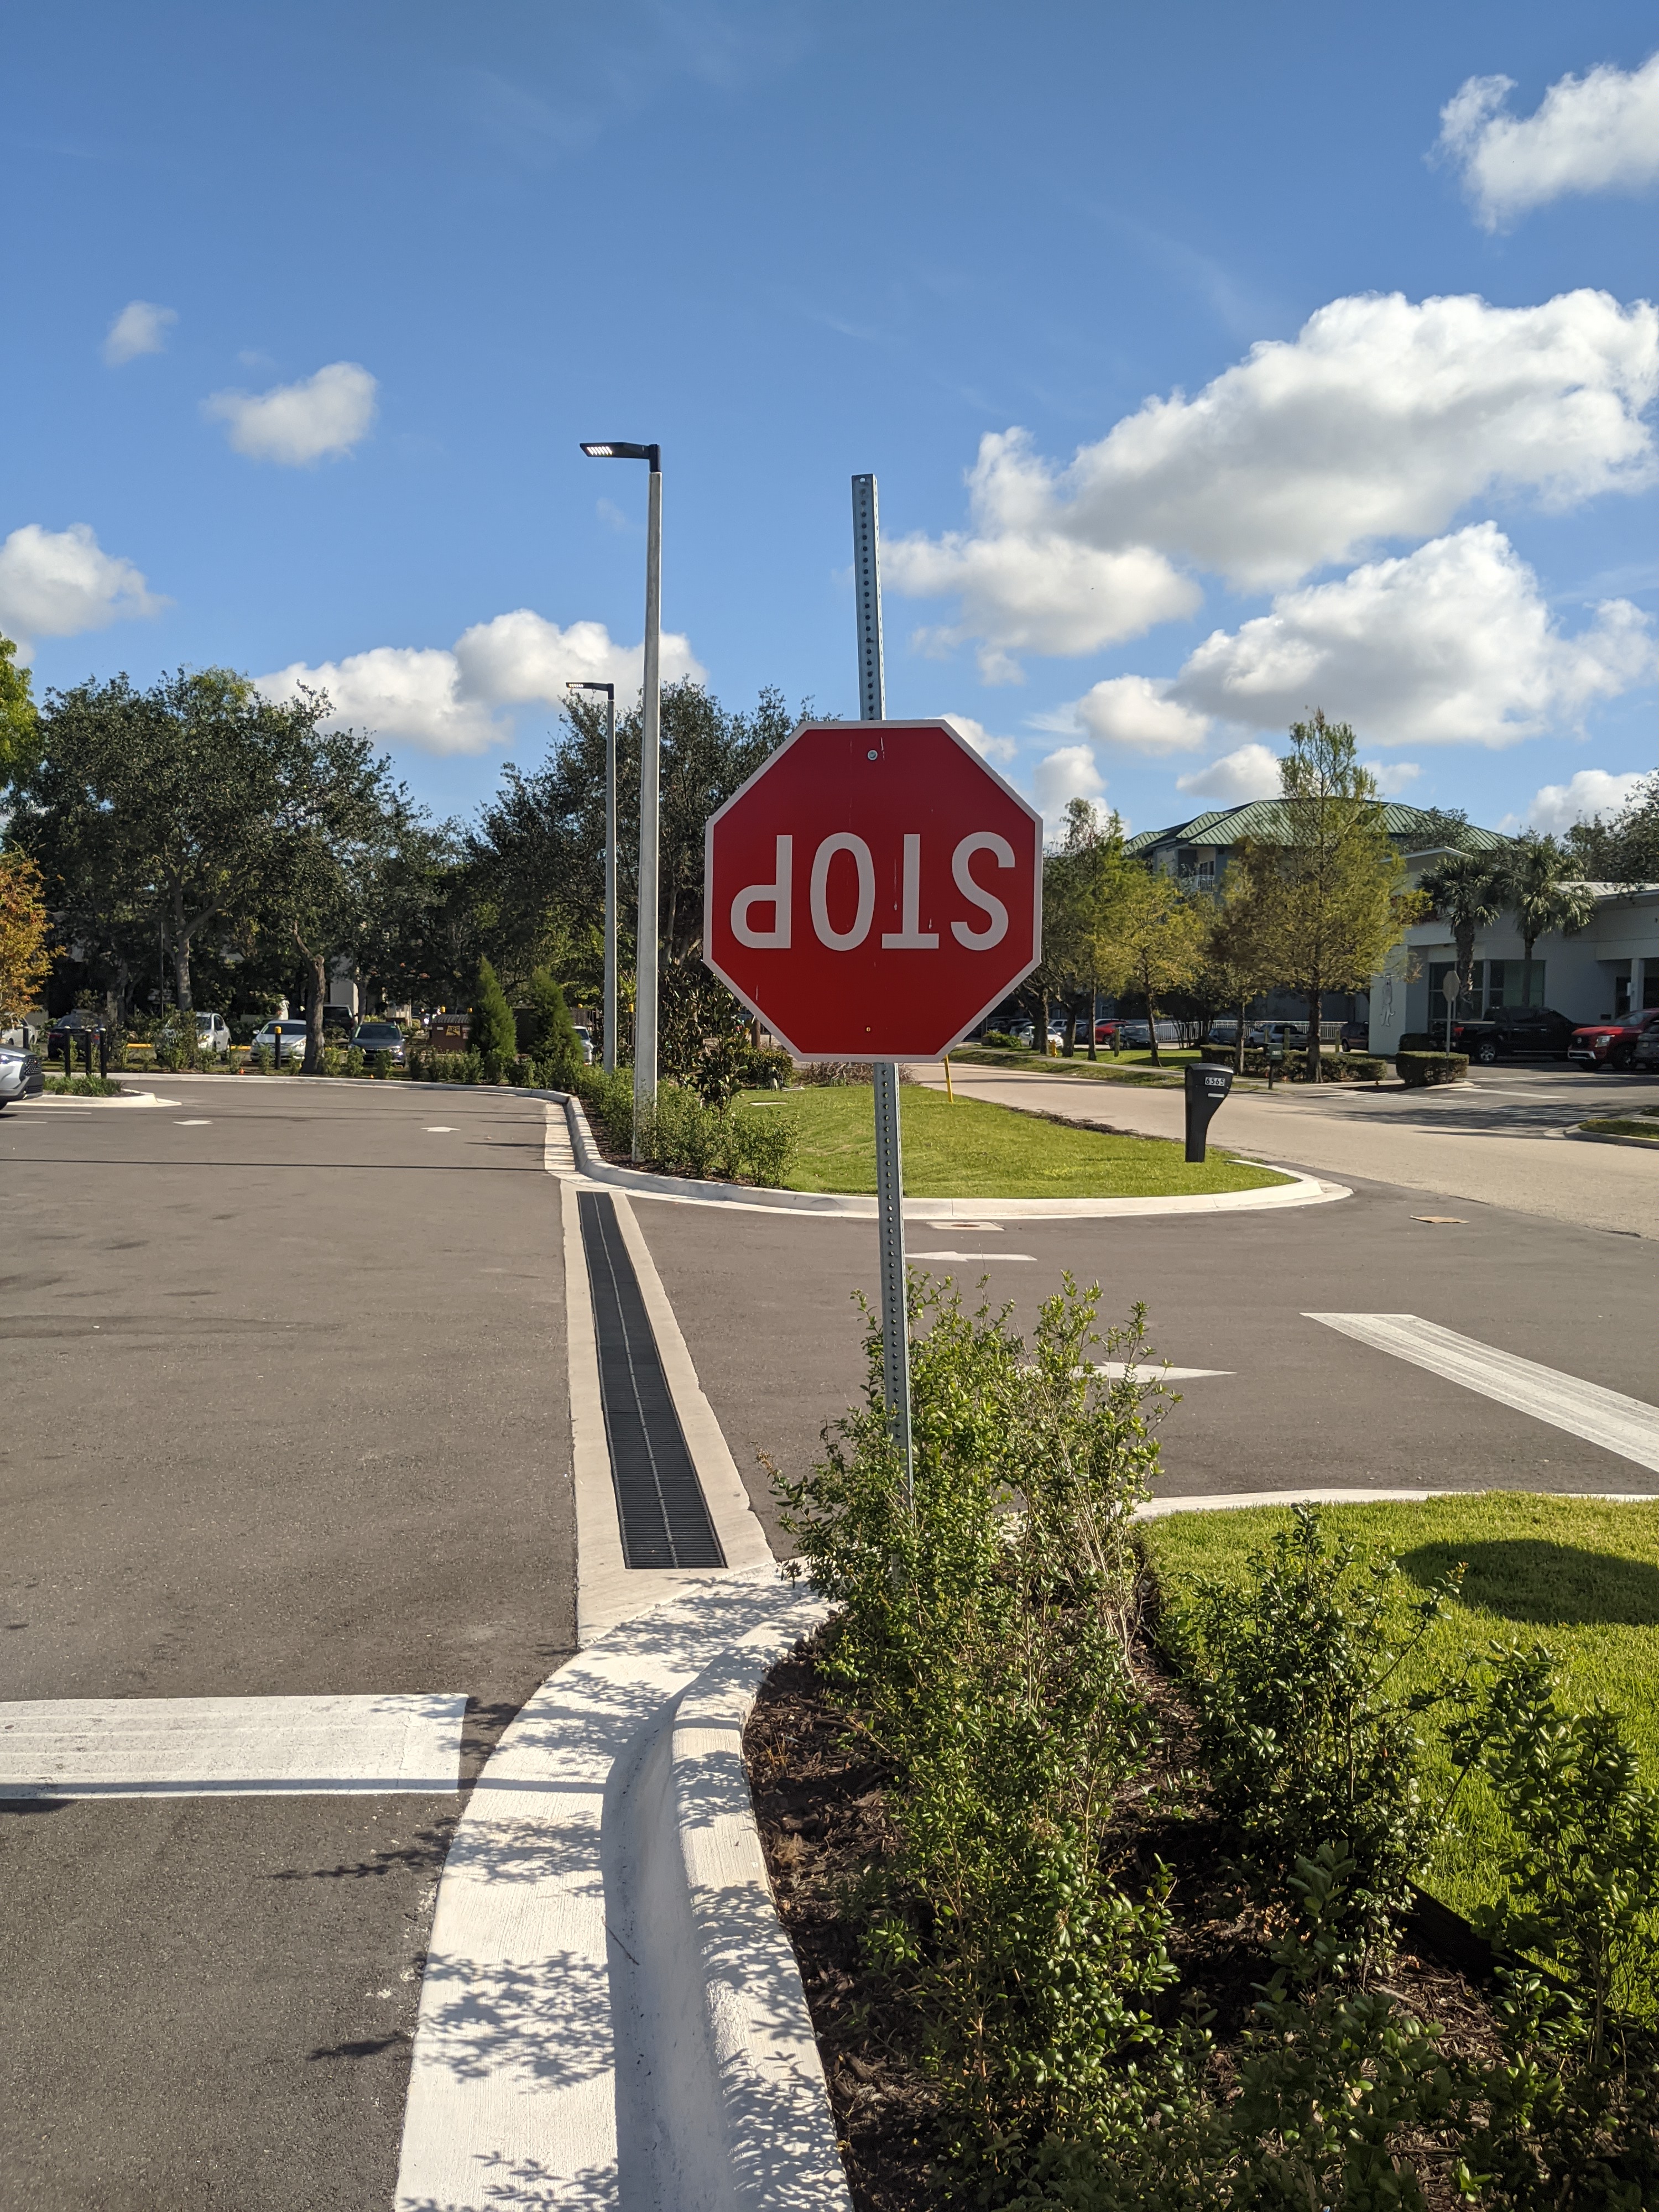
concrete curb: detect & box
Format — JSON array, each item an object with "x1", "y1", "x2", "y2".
[
  {"x1": 18, "y1": 1089, "x2": 179, "y2": 1109},
  {"x1": 560, "y1": 1092, "x2": 1349, "y2": 1220},
  {"x1": 1565, "y1": 1125, "x2": 1659, "y2": 1152},
  {"x1": 669, "y1": 1618, "x2": 853, "y2": 2210},
  {"x1": 1136, "y1": 1485, "x2": 1658, "y2": 1519},
  {"x1": 394, "y1": 1567, "x2": 845, "y2": 2212}
]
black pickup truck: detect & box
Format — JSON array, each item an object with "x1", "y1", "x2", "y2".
[{"x1": 1448, "y1": 1007, "x2": 1577, "y2": 1062}]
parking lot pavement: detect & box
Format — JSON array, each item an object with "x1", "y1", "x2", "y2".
[
  {"x1": 630, "y1": 1166, "x2": 1659, "y2": 1530},
  {"x1": 910, "y1": 1061, "x2": 1659, "y2": 1238},
  {"x1": 0, "y1": 1079, "x2": 575, "y2": 2212}
]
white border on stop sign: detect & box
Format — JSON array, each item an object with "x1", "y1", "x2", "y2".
[{"x1": 701, "y1": 718, "x2": 1044, "y2": 1061}]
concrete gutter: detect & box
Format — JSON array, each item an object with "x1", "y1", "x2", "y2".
[
  {"x1": 559, "y1": 1092, "x2": 1349, "y2": 1220},
  {"x1": 394, "y1": 1566, "x2": 848, "y2": 2212}
]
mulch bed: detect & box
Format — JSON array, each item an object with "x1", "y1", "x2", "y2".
[{"x1": 744, "y1": 1629, "x2": 1505, "y2": 2212}]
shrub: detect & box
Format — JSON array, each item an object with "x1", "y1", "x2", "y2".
[
  {"x1": 1397, "y1": 1050, "x2": 1468, "y2": 1087},
  {"x1": 1162, "y1": 1507, "x2": 1460, "y2": 1958},
  {"x1": 573, "y1": 1063, "x2": 635, "y2": 1150},
  {"x1": 635, "y1": 1080, "x2": 796, "y2": 1186},
  {"x1": 44, "y1": 1074, "x2": 123, "y2": 1097},
  {"x1": 367, "y1": 1048, "x2": 391, "y2": 1079},
  {"x1": 153, "y1": 1014, "x2": 200, "y2": 1071},
  {"x1": 468, "y1": 958, "x2": 518, "y2": 1063},
  {"x1": 253, "y1": 1045, "x2": 274, "y2": 1074},
  {"x1": 345, "y1": 1046, "x2": 365, "y2": 1078},
  {"x1": 982, "y1": 1029, "x2": 1030, "y2": 1050},
  {"x1": 776, "y1": 1280, "x2": 1181, "y2": 2163},
  {"x1": 518, "y1": 968, "x2": 583, "y2": 1085},
  {"x1": 322, "y1": 1045, "x2": 347, "y2": 1077}
]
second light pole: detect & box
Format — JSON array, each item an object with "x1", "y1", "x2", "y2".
[{"x1": 580, "y1": 438, "x2": 661, "y2": 1154}]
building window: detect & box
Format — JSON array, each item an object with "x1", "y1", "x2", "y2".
[
  {"x1": 1428, "y1": 961, "x2": 1478, "y2": 1031},
  {"x1": 1486, "y1": 960, "x2": 1546, "y2": 1010}
]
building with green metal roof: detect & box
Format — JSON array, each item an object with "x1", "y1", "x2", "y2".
[{"x1": 1123, "y1": 801, "x2": 1507, "y2": 882}]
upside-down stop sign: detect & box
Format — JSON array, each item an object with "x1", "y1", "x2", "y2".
[{"x1": 703, "y1": 719, "x2": 1042, "y2": 1058}]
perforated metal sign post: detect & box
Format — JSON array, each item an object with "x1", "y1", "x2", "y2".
[
  {"x1": 701, "y1": 476, "x2": 1043, "y2": 1499},
  {"x1": 1183, "y1": 1062, "x2": 1234, "y2": 1163}
]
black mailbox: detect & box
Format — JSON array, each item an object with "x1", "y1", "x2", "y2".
[{"x1": 1183, "y1": 1062, "x2": 1233, "y2": 1163}]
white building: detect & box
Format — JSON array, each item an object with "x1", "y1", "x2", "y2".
[{"x1": 1369, "y1": 850, "x2": 1659, "y2": 1052}]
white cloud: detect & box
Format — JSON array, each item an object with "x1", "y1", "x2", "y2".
[
  {"x1": 886, "y1": 510, "x2": 1197, "y2": 681},
  {"x1": 1072, "y1": 674, "x2": 1212, "y2": 756},
  {"x1": 883, "y1": 290, "x2": 1657, "y2": 670},
  {"x1": 939, "y1": 712, "x2": 1018, "y2": 764},
  {"x1": 1438, "y1": 56, "x2": 1659, "y2": 229},
  {"x1": 1165, "y1": 525, "x2": 1653, "y2": 748},
  {"x1": 1032, "y1": 743, "x2": 1106, "y2": 823},
  {"x1": 257, "y1": 610, "x2": 706, "y2": 756},
  {"x1": 1524, "y1": 767, "x2": 1650, "y2": 836},
  {"x1": 205, "y1": 361, "x2": 378, "y2": 465},
  {"x1": 0, "y1": 523, "x2": 166, "y2": 651},
  {"x1": 103, "y1": 300, "x2": 176, "y2": 366},
  {"x1": 1365, "y1": 759, "x2": 1423, "y2": 796},
  {"x1": 1175, "y1": 744, "x2": 1282, "y2": 803}
]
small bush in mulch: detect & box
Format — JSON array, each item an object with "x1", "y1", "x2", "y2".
[
  {"x1": 1398, "y1": 1051, "x2": 1469, "y2": 1087},
  {"x1": 753, "y1": 1277, "x2": 1659, "y2": 2210}
]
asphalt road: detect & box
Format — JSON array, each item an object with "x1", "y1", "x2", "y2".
[
  {"x1": 1, "y1": 1078, "x2": 575, "y2": 2212},
  {"x1": 914, "y1": 1060, "x2": 1659, "y2": 1238},
  {"x1": 633, "y1": 1138, "x2": 1659, "y2": 1537}
]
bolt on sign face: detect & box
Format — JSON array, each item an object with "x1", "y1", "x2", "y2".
[{"x1": 703, "y1": 720, "x2": 1043, "y2": 1058}]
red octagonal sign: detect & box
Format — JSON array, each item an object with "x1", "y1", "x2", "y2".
[{"x1": 704, "y1": 719, "x2": 1042, "y2": 1058}]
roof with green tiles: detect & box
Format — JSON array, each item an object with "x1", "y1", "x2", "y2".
[{"x1": 1123, "y1": 801, "x2": 1507, "y2": 857}]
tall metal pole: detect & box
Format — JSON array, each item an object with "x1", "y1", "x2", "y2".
[
  {"x1": 852, "y1": 472, "x2": 913, "y2": 1501},
  {"x1": 603, "y1": 687, "x2": 618, "y2": 1074},
  {"x1": 635, "y1": 458, "x2": 662, "y2": 1156}
]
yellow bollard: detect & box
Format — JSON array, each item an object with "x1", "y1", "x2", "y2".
[{"x1": 943, "y1": 1053, "x2": 954, "y2": 1102}]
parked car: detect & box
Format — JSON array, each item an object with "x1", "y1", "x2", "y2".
[
  {"x1": 1205, "y1": 1019, "x2": 1239, "y2": 1045},
  {"x1": 45, "y1": 1009, "x2": 105, "y2": 1058},
  {"x1": 194, "y1": 1011, "x2": 231, "y2": 1056},
  {"x1": 1, "y1": 1019, "x2": 40, "y2": 1048},
  {"x1": 0, "y1": 1045, "x2": 45, "y2": 1108},
  {"x1": 1245, "y1": 1020, "x2": 1344, "y2": 1051},
  {"x1": 570, "y1": 1024, "x2": 596, "y2": 1065},
  {"x1": 1449, "y1": 1007, "x2": 1576, "y2": 1063},
  {"x1": 249, "y1": 1018, "x2": 309, "y2": 1063},
  {"x1": 322, "y1": 1005, "x2": 356, "y2": 1040},
  {"x1": 349, "y1": 1019, "x2": 408, "y2": 1063},
  {"x1": 1113, "y1": 1020, "x2": 1184, "y2": 1048},
  {"x1": 1338, "y1": 1019, "x2": 1370, "y2": 1052},
  {"x1": 1567, "y1": 1008, "x2": 1659, "y2": 1071},
  {"x1": 1634, "y1": 1023, "x2": 1659, "y2": 1072}
]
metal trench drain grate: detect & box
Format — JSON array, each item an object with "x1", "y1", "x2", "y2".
[{"x1": 578, "y1": 1190, "x2": 726, "y2": 1568}]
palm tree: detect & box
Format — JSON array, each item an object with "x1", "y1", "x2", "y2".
[
  {"x1": 1418, "y1": 849, "x2": 1506, "y2": 1012},
  {"x1": 1502, "y1": 836, "x2": 1597, "y2": 1007}
]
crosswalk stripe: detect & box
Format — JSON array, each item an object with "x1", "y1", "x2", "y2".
[
  {"x1": 0, "y1": 1692, "x2": 468, "y2": 1798},
  {"x1": 1306, "y1": 1313, "x2": 1659, "y2": 1476}
]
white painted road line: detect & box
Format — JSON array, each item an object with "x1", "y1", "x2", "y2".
[
  {"x1": 1094, "y1": 1360, "x2": 1232, "y2": 1381},
  {"x1": 0, "y1": 1693, "x2": 468, "y2": 1798},
  {"x1": 1307, "y1": 1313, "x2": 1659, "y2": 1477}
]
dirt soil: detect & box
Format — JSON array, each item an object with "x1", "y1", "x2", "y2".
[{"x1": 744, "y1": 1633, "x2": 1505, "y2": 2212}]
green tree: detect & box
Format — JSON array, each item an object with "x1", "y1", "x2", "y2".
[
  {"x1": 260, "y1": 714, "x2": 416, "y2": 1072},
  {"x1": 0, "y1": 633, "x2": 40, "y2": 791},
  {"x1": 1418, "y1": 848, "x2": 1507, "y2": 1014},
  {"x1": 1042, "y1": 800, "x2": 1130, "y2": 1060},
  {"x1": 1202, "y1": 851, "x2": 1281, "y2": 1073},
  {"x1": 1502, "y1": 833, "x2": 1597, "y2": 1008},
  {"x1": 468, "y1": 957, "x2": 518, "y2": 1071},
  {"x1": 14, "y1": 669, "x2": 312, "y2": 1011},
  {"x1": 521, "y1": 966, "x2": 582, "y2": 1083},
  {"x1": 1566, "y1": 772, "x2": 1659, "y2": 887},
  {"x1": 1257, "y1": 713, "x2": 1427, "y2": 1080},
  {"x1": 1100, "y1": 866, "x2": 1206, "y2": 1067}
]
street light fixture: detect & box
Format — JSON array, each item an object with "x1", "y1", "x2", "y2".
[
  {"x1": 581, "y1": 439, "x2": 661, "y2": 1157},
  {"x1": 568, "y1": 680, "x2": 618, "y2": 1074}
]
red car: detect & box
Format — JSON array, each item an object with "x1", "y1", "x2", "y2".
[{"x1": 1567, "y1": 1008, "x2": 1659, "y2": 1071}]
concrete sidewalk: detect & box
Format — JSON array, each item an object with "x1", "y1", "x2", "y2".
[{"x1": 912, "y1": 1063, "x2": 1659, "y2": 1239}]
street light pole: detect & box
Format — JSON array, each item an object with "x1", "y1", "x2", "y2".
[
  {"x1": 580, "y1": 440, "x2": 662, "y2": 1155},
  {"x1": 568, "y1": 680, "x2": 618, "y2": 1073}
]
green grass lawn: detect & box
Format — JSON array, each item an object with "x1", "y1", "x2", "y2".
[
  {"x1": 738, "y1": 1081, "x2": 1289, "y2": 1198},
  {"x1": 1142, "y1": 1493, "x2": 1659, "y2": 1937},
  {"x1": 1578, "y1": 1110, "x2": 1659, "y2": 1142},
  {"x1": 950, "y1": 1044, "x2": 1191, "y2": 1086}
]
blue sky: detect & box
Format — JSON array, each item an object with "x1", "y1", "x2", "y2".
[{"x1": 4, "y1": 1, "x2": 1655, "y2": 842}]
